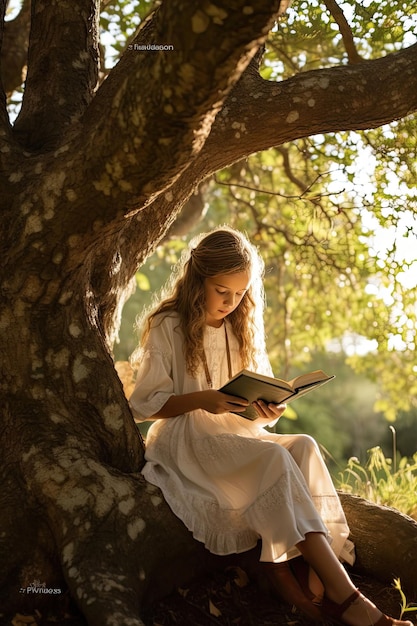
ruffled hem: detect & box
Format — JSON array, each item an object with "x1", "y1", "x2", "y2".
[
  {"x1": 143, "y1": 462, "x2": 261, "y2": 555},
  {"x1": 142, "y1": 464, "x2": 348, "y2": 563}
]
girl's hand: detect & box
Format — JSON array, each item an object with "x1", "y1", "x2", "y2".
[
  {"x1": 252, "y1": 400, "x2": 287, "y2": 422},
  {"x1": 199, "y1": 390, "x2": 249, "y2": 415}
]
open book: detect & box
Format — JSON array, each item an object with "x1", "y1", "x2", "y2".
[{"x1": 219, "y1": 369, "x2": 335, "y2": 421}]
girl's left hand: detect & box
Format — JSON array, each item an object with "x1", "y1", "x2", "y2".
[{"x1": 252, "y1": 400, "x2": 287, "y2": 422}]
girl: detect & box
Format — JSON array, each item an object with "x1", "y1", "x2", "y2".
[{"x1": 130, "y1": 227, "x2": 412, "y2": 626}]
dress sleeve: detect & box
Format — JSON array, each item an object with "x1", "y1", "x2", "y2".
[{"x1": 129, "y1": 318, "x2": 176, "y2": 422}]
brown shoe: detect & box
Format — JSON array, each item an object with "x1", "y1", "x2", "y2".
[
  {"x1": 261, "y1": 561, "x2": 324, "y2": 622},
  {"x1": 321, "y1": 589, "x2": 414, "y2": 626},
  {"x1": 290, "y1": 555, "x2": 324, "y2": 605}
]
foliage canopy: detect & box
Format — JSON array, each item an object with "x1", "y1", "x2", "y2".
[{"x1": 104, "y1": 0, "x2": 417, "y2": 424}]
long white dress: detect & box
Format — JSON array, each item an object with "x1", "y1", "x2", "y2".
[{"x1": 130, "y1": 313, "x2": 354, "y2": 564}]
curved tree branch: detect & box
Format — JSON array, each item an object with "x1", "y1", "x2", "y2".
[
  {"x1": 199, "y1": 42, "x2": 417, "y2": 173},
  {"x1": 2, "y1": 0, "x2": 286, "y2": 349},
  {"x1": 117, "y1": 42, "x2": 407, "y2": 230},
  {"x1": 72, "y1": 0, "x2": 283, "y2": 220},
  {"x1": 89, "y1": 38, "x2": 417, "y2": 238}
]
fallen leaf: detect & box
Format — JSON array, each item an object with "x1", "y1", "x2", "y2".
[
  {"x1": 209, "y1": 599, "x2": 222, "y2": 617},
  {"x1": 232, "y1": 566, "x2": 249, "y2": 588},
  {"x1": 11, "y1": 615, "x2": 37, "y2": 626}
]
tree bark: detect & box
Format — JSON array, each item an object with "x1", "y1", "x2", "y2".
[
  {"x1": 0, "y1": 2, "x2": 285, "y2": 623},
  {"x1": 0, "y1": 0, "x2": 31, "y2": 96},
  {"x1": 339, "y1": 493, "x2": 417, "y2": 598},
  {"x1": 1, "y1": 0, "x2": 417, "y2": 623}
]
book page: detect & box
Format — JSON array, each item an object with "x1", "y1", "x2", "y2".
[{"x1": 288, "y1": 369, "x2": 331, "y2": 391}]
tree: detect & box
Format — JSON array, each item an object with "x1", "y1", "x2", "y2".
[{"x1": 1, "y1": 1, "x2": 416, "y2": 624}]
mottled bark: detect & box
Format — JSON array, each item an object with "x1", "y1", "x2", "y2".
[
  {"x1": 0, "y1": 0, "x2": 31, "y2": 96},
  {"x1": 1, "y1": 0, "x2": 417, "y2": 623},
  {"x1": 0, "y1": 1, "x2": 284, "y2": 624},
  {"x1": 339, "y1": 493, "x2": 417, "y2": 598},
  {"x1": 14, "y1": 0, "x2": 100, "y2": 149}
]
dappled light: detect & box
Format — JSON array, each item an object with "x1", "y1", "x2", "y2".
[{"x1": 0, "y1": 0, "x2": 416, "y2": 624}]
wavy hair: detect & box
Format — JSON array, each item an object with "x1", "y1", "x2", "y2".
[{"x1": 134, "y1": 227, "x2": 266, "y2": 377}]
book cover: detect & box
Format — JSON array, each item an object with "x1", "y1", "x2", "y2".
[{"x1": 219, "y1": 369, "x2": 335, "y2": 421}]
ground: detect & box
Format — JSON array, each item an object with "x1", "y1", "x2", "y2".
[
  {"x1": 147, "y1": 567, "x2": 413, "y2": 626},
  {"x1": 2, "y1": 565, "x2": 414, "y2": 626}
]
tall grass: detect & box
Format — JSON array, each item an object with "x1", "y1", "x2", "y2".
[
  {"x1": 337, "y1": 446, "x2": 417, "y2": 521},
  {"x1": 336, "y1": 442, "x2": 417, "y2": 618}
]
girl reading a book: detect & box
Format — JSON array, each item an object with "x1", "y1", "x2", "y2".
[{"x1": 129, "y1": 227, "x2": 411, "y2": 626}]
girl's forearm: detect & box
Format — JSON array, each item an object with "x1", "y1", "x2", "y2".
[
  {"x1": 152, "y1": 392, "x2": 204, "y2": 419},
  {"x1": 151, "y1": 390, "x2": 249, "y2": 419}
]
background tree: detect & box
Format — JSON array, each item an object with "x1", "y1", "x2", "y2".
[{"x1": 1, "y1": 1, "x2": 416, "y2": 625}]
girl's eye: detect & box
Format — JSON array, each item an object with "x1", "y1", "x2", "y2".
[{"x1": 216, "y1": 290, "x2": 227, "y2": 295}]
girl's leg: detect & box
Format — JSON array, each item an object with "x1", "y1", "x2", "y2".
[
  {"x1": 274, "y1": 434, "x2": 354, "y2": 564},
  {"x1": 297, "y1": 532, "x2": 413, "y2": 626},
  {"x1": 261, "y1": 560, "x2": 323, "y2": 622}
]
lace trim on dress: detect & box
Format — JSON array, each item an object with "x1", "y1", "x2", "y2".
[
  {"x1": 143, "y1": 463, "x2": 260, "y2": 555},
  {"x1": 192, "y1": 432, "x2": 265, "y2": 463},
  {"x1": 143, "y1": 464, "x2": 336, "y2": 558},
  {"x1": 142, "y1": 343, "x2": 172, "y2": 359}
]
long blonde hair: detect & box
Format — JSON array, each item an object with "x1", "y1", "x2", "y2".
[{"x1": 134, "y1": 227, "x2": 266, "y2": 376}]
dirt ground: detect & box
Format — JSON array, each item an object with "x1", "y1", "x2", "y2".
[
  {"x1": 146, "y1": 566, "x2": 416, "y2": 626},
  {"x1": 3, "y1": 564, "x2": 414, "y2": 626}
]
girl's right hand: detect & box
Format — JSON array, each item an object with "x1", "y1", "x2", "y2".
[{"x1": 198, "y1": 390, "x2": 249, "y2": 414}]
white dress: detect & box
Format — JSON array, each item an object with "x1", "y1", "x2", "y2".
[{"x1": 130, "y1": 313, "x2": 354, "y2": 564}]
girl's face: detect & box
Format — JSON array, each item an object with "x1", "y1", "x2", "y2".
[{"x1": 204, "y1": 271, "x2": 250, "y2": 327}]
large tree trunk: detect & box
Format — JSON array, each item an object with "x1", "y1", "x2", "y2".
[
  {"x1": 0, "y1": 2, "x2": 285, "y2": 623},
  {"x1": 1, "y1": 1, "x2": 417, "y2": 624}
]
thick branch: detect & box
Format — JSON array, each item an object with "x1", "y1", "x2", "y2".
[
  {"x1": 0, "y1": 0, "x2": 31, "y2": 95},
  {"x1": 82, "y1": 31, "x2": 417, "y2": 237},
  {"x1": 9, "y1": 19, "x2": 415, "y2": 348},
  {"x1": 198, "y1": 42, "x2": 417, "y2": 174},
  {"x1": 0, "y1": 0, "x2": 15, "y2": 168},
  {"x1": 74, "y1": 0, "x2": 282, "y2": 220},
  {"x1": 0, "y1": 0, "x2": 7, "y2": 116},
  {"x1": 14, "y1": 0, "x2": 100, "y2": 150},
  {"x1": 5, "y1": 0, "x2": 283, "y2": 260},
  {"x1": 339, "y1": 493, "x2": 417, "y2": 597}
]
